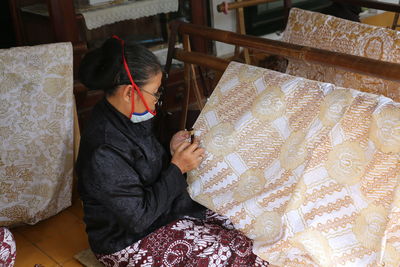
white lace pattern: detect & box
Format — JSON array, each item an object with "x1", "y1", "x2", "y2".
[{"x1": 80, "y1": 0, "x2": 178, "y2": 30}]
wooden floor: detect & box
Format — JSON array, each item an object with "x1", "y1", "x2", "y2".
[
  {"x1": 8, "y1": 11, "x2": 398, "y2": 267},
  {"x1": 10, "y1": 190, "x2": 88, "y2": 267}
]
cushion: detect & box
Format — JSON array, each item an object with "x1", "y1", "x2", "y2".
[{"x1": 187, "y1": 61, "x2": 400, "y2": 266}]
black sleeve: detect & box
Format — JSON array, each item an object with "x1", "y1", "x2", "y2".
[{"x1": 84, "y1": 144, "x2": 187, "y2": 234}]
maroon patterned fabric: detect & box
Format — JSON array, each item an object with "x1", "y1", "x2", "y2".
[
  {"x1": 96, "y1": 211, "x2": 269, "y2": 267},
  {"x1": 0, "y1": 227, "x2": 16, "y2": 267}
]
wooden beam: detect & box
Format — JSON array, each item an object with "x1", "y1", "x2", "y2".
[{"x1": 174, "y1": 49, "x2": 230, "y2": 72}]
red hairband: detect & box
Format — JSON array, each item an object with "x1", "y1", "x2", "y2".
[{"x1": 112, "y1": 35, "x2": 156, "y2": 116}]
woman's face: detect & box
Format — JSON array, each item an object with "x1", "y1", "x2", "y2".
[{"x1": 134, "y1": 71, "x2": 163, "y2": 113}]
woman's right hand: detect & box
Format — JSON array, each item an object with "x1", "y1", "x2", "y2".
[{"x1": 171, "y1": 138, "x2": 205, "y2": 174}]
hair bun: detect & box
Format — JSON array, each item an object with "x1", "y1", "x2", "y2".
[{"x1": 79, "y1": 38, "x2": 123, "y2": 91}]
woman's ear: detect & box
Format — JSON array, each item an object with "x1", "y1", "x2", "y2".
[{"x1": 122, "y1": 85, "x2": 133, "y2": 103}]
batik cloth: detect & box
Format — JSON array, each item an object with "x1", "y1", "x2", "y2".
[
  {"x1": 96, "y1": 210, "x2": 269, "y2": 267},
  {"x1": 282, "y1": 8, "x2": 400, "y2": 102},
  {"x1": 0, "y1": 227, "x2": 16, "y2": 266},
  {"x1": 187, "y1": 61, "x2": 400, "y2": 266},
  {"x1": 0, "y1": 43, "x2": 74, "y2": 226}
]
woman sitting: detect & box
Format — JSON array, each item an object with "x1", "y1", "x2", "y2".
[{"x1": 76, "y1": 36, "x2": 269, "y2": 266}]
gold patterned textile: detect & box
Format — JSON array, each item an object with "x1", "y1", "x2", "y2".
[
  {"x1": 187, "y1": 61, "x2": 400, "y2": 266},
  {"x1": 0, "y1": 43, "x2": 74, "y2": 226},
  {"x1": 282, "y1": 8, "x2": 400, "y2": 102}
]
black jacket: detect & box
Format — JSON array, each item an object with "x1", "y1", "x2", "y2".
[{"x1": 76, "y1": 99, "x2": 205, "y2": 255}]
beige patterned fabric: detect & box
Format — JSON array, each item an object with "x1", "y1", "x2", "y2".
[
  {"x1": 0, "y1": 43, "x2": 74, "y2": 226},
  {"x1": 187, "y1": 62, "x2": 400, "y2": 266},
  {"x1": 282, "y1": 8, "x2": 400, "y2": 102}
]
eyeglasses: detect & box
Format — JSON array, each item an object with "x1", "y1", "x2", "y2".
[{"x1": 141, "y1": 86, "x2": 163, "y2": 101}]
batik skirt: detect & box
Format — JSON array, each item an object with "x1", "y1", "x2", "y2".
[
  {"x1": 0, "y1": 227, "x2": 16, "y2": 267},
  {"x1": 96, "y1": 210, "x2": 269, "y2": 267}
]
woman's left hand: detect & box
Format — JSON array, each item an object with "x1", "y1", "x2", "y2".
[{"x1": 170, "y1": 130, "x2": 190, "y2": 155}]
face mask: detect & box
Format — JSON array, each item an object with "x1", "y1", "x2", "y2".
[{"x1": 130, "y1": 111, "x2": 154, "y2": 123}]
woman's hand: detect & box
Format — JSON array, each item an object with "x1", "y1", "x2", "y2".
[
  {"x1": 171, "y1": 138, "x2": 205, "y2": 174},
  {"x1": 170, "y1": 130, "x2": 189, "y2": 155}
]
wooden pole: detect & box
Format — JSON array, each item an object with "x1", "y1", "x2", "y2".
[
  {"x1": 181, "y1": 34, "x2": 191, "y2": 130},
  {"x1": 174, "y1": 49, "x2": 230, "y2": 72},
  {"x1": 185, "y1": 40, "x2": 206, "y2": 111},
  {"x1": 180, "y1": 34, "x2": 206, "y2": 129},
  {"x1": 235, "y1": 0, "x2": 251, "y2": 64}
]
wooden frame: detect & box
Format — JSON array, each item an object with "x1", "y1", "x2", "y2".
[
  {"x1": 166, "y1": 21, "x2": 400, "y2": 129},
  {"x1": 216, "y1": 0, "x2": 292, "y2": 64},
  {"x1": 215, "y1": 0, "x2": 400, "y2": 63}
]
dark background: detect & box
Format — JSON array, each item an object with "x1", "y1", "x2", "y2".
[{"x1": 1, "y1": 1, "x2": 16, "y2": 48}]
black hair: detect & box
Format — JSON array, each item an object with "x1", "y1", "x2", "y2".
[{"x1": 78, "y1": 37, "x2": 162, "y2": 95}]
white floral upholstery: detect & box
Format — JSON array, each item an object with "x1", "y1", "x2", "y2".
[
  {"x1": 187, "y1": 62, "x2": 400, "y2": 266},
  {"x1": 0, "y1": 43, "x2": 74, "y2": 226},
  {"x1": 282, "y1": 8, "x2": 400, "y2": 102}
]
